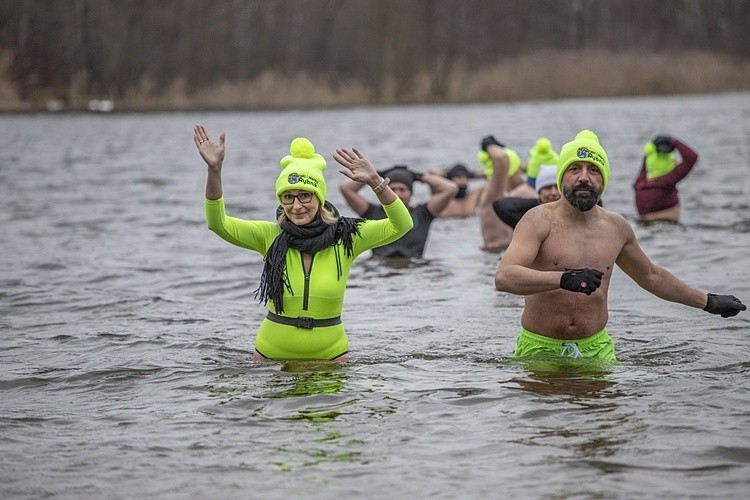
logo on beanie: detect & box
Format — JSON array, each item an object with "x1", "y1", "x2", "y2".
[
  {"x1": 287, "y1": 172, "x2": 318, "y2": 188},
  {"x1": 576, "y1": 147, "x2": 605, "y2": 167}
]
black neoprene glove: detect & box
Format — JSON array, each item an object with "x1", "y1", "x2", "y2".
[
  {"x1": 652, "y1": 135, "x2": 675, "y2": 154},
  {"x1": 481, "y1": 135, "x2": 505, "y2": 152},
  {"x1": 703, "y1": 293, "x2": 746, "y2": 318},
  {"x1": 560, "y1": 268, "x2": 603, "y2": 295}
]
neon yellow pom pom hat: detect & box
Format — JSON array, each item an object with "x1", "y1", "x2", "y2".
[
  {"x1": 275, "y1": 137, "x2": 327, "y2": 205},
  {"x1": 643, "y1": 141, "x2": 677, "y2": 180},
  {"x1": 477, "y1": 147, "x2": 521, "y2": 179},
  {"x1": 527, "y1": 138, "x2": 559, "y2": 180},
  {"x1": 557, "y1": 129, "x2": 610, "y2": 193}
]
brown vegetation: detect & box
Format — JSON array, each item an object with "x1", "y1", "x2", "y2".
[
  {"x1": 1, "y1": 49, "x2": 746, "y2": 113},
  {"x1": 0, "y1": 0, "x2": 749, "y2": 112}
]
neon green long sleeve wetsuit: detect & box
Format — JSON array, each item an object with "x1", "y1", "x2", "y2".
[{"x1": 205, "y1": 197, "x2": 413, "y2": 360}]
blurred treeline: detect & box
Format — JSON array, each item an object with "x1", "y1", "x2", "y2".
[{"x1": 1, "y1": 0, "x2": 749, "y2": 111}]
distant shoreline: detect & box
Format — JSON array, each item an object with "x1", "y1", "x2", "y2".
[
  {"x1": 2, "y1": 50, "x2": 749, "y2": 114},
  {"x1": 2, "y1": 90, "x2": 749, "y2": 117}
]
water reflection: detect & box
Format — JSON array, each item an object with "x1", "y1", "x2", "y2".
[
  {"x1": 504, "y1": 358, "x2": 638, "y2": 463},
  {"x1": 268, "y1": 361, "x2": 350, "y2": 400},
  {"x1": 507, "y1": 357, "x2": 621, "y2": 398},
  {"x1": 205, "y1": 362, "x2": 351, "y2": 406},
  {"x1": 264, "y1": 363, "x2": 363, "y2": 470}
]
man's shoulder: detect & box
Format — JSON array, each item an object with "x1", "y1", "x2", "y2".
[
  {"x1": 597, "y1": 205, "x2": 629, "y2": 225},
  {"x1": 529, "y1": 202, "x2": 627, "y2": 230},
  {"x1": 524, "y1": 199, "x2": 556, "y2": 219}
]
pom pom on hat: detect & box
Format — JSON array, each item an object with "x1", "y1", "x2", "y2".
[
  {"x1": 527, "y1": 138, "x2": 559, "y2": 180},
  {"x1": 643, "y1": 141, "x2": 677, "y2": 180},
  {"x1": 275, "y1": 137, "x2": 328, "y2": 204},
  {"x1": 556, "y1": 129, "x2": 610, "y2": 193},
  {"x1": 535, "y1": 164, "x2": 558, "y2": 195},
  {"x1": 289, "y1": 137, "x2": 316, "y2": 158},
  {"x1": 477, "y1": 147, "x2": 521, "y2": 179}
]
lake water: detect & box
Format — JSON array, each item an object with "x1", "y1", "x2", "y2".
[{"x1": 1, "y1": 92, "x2": 749, "y2": 499}]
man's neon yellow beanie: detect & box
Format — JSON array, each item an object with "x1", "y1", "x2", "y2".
[
  {"x1": 644, "y1": 141, "x2": 677, "y2": 180},
  {"x1": 556, "y1": 130, "x2": 610, "y2": 193},
  {"x1": 275, "y1": 137, "x2": 327, "y2": 204},
  {"x1": 477, "y1": 147, "x2": 521, "y2": 179},
  {"x1": 527, "y1": 138, "x2": 559, "y2": 180}
]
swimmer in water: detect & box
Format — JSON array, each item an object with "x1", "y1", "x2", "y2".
[
  {"x1": 435, "y1": 163, "x2": 485, "y2": 218},
  {"x1": 196, "y1": 125, "x2": 413, "y2": 362},
  {"x1": 475, "y1": 136, "x2": 526, "y2": 252},
  {"x1": 495, "y1": 129, "x2": 745, "y2": 361},
  {"x1": 492, "y1": 164, "x2": 561, "y2": 229},
  {"x1": 340, "y1": 164, "x2": 457, "y2": 259},
  {"x1": 633, "y1": 134, "x2": 698, "y2": 224}
]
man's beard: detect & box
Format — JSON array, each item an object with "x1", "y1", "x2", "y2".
[
  {"x1": 563, "y1": 184, "x2": 602, "y2": 212},
  {"x1": 455, "y1": 185, "x2": 468, "y2": 199}
]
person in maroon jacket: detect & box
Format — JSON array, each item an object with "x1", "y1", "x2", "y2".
[{"x1": 633, "y1": 135, "x2": 698, "y2": 223}]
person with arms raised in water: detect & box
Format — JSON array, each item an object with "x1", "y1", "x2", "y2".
[
  {"x1": 475, "y1": 136, "x2": 524, "y2": 252},
  {"x1": 633, "y1": 134, "x2": 698, "y2": 224},
  {"x1": 495, "y1": 129, "x2": 745, "y2": 361},
  {"x1": 435, "y1": 163, "x2": 485, "y2": 218},
  {"x1": 339, "y1": 164, "x2": 456, "y2": 259},
  {"x1": 196, "y1": 125, "x2": 413, "y2": 362}
]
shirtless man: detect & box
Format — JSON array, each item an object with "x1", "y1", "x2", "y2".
[
  {"x1": 436, "y1": 163, "x2": 485, "y2": 218},
  {"x1": 476, "y1": 136, "x2": 537, "y2": 252},
  {"x1": 495, "y1": 130, "x2": 745, "y2": 360}
]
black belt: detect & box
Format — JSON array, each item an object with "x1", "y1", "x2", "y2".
[{"x1": 266, "y1": 311, "x2": 341, "y2": 329}]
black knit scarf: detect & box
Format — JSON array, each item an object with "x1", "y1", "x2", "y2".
[{"x1": 254, "y1": 202, "x2": 363, "y2": 314}]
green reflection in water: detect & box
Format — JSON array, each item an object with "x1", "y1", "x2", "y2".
[
  {"x1": 266, "y1": 362, "x2": 365, "y2": 471},
  {"x1": 283, "y1": 398, "x2": 360, "y2": 423},
  {"x1": 273, "y1": 447, "x2": 360, "y2": 471},
  {"x1": 508, "y1": 356, "x2": 620, "y2": 398},
  {"x1": 504, "y1": 356, "x2": 635, "y2": 461},
  {"x1": 265, "y1": 361, "x2": 350, "y2": 399}
]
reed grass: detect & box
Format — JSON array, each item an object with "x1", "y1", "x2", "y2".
[{"x1": 1, "y1": 50, "x2": 748, "y2": 112}]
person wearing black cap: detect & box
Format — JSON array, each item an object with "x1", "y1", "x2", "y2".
[
  {"x1": 340, "y1": 165, "x2": 457, "y2": 259},
  {"x1": 433, "y1": 163, "x2": 487, "y2": 218}
]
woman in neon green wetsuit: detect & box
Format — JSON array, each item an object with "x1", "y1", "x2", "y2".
[{"x1": 195, "y1": 124, "x2": 413, "y2": 362}]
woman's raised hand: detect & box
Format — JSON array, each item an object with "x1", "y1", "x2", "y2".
[
  {"x1": 334, "y1": 148, "x2": 379, "y2": 185},
  {"x1": 194, "y1": 124, "x2": 225, "y2": 170}
]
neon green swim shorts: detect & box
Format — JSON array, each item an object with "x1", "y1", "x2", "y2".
[{"x1": 514, "y1": 327, "x2": 617, "y2": 361}]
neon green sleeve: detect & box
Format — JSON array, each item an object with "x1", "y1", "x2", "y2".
[
  {"x1": 205, "y1": 197, "x2": 280, "y2": 254},
  {"x1": 353, "y1": 197, "x2": 413, "y2": 255}
]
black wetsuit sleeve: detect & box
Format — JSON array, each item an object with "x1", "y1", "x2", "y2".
[
  {"x1": 492, "y1": 197, "x2": 540, "y2": 228},
  {"x1": 362, "y1": 202, "x2": 384, "y2": 220}
]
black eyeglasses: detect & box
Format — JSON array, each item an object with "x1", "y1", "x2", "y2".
[{"x1": 280, "y1": 191, "x2": 314, "y2": 205}]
